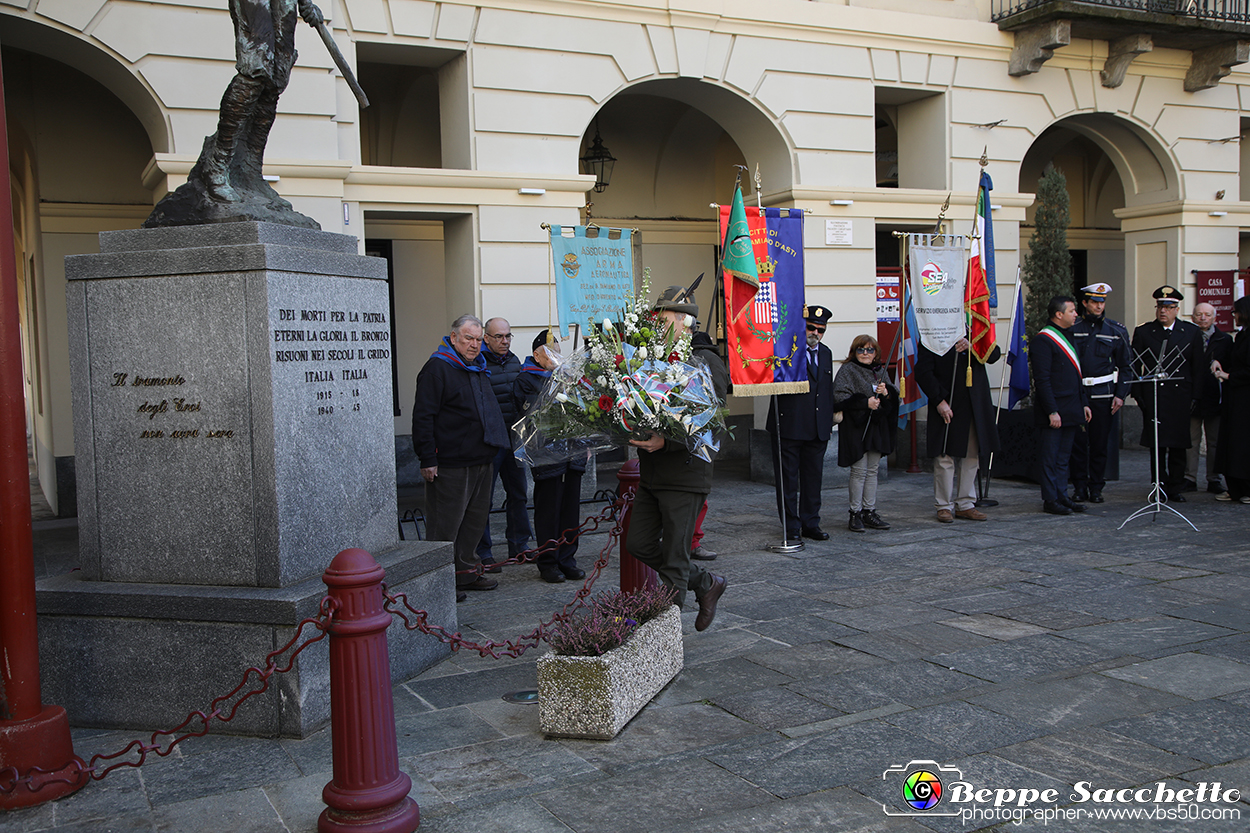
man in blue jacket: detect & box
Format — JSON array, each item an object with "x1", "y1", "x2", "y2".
[
  {"x1": 475, "y1": 317, "x2": 533, "y2": 569},
  {"x1": 1031, "y1": 296, "x2": 1091, "y2": 515},
  {"x1": 412, "y1": 314, "x2": 511, "y2": 593}
]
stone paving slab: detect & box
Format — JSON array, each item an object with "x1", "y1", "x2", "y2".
[
  {"x1": 969, "y1": 673, "x2": 1189, "y2": 732},
  {"x1": 1103, "y1": 699, "x2": 1250, "y2": 765},
  {"x1": 1102, "y1": 652, "x2": 1250, "y2": 699}
]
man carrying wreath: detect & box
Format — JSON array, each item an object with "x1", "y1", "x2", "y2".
[{"x1": 626, "y1": 285, "x2": 731, "y2": 632}]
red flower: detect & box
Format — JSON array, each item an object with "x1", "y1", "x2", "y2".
[
  {"x1": 614, "y1": 354, "x2": 624, "y2": 366},
  {"x1": 668, "y1": 351, "x2": 680, "y2": 362},
  {"x1": 597, "y1": 394, "x2": 614, "y2": 412}
]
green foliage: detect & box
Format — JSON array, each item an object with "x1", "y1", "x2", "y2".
[{"x1": 1022, "y1": 166, "x2": 1073, "y2": 343}]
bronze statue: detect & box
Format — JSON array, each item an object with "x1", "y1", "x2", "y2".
[{"x1": 145, "y1": 0, "x2": 367, "y2": 229}]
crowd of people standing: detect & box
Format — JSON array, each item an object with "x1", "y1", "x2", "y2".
[{"x1": 410, "y1": 279, "x2": 1247, "y2": 621}]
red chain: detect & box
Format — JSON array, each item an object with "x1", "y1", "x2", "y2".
[
  {"x1": 0, "y1": 596, "x2": 339, "y2": 797},
  {"x1": 384, "y1": 493, "x2": 629, "y2": 658}
]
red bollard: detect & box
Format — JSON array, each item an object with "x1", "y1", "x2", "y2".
[
  {"x1": 0, "y1": 49, "x2": 85, "y2": 810},
  {"x1": 616, "y1": 459, "x2": 659, "y2": 593},
  {"x1": 320, "y1": 549, "x2": 419, "y2": 833}
]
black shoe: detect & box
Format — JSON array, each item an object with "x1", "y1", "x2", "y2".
[
  {"x1": 848, "y1": 511, "x2": 865, "y2": 533},
  {"x1": 695, "y1": 575, "x2": 727, "y2": 632},
  {"x1": 1062, "y1": 499, "x2": 1088, "y2": 513},
  {"x1": 1043, "y1": 501, "x2": 1072, "y2": 515},
  {"x1": 1072, "y1": 487, "x2": 1089, "y2": 502},
  {"x1": 1088, "y1": 490, "x2": 1104, "y2": 503},
  {"x1": 1208, "y1": 481, "x2": 1226, "y2": 494},
  {"x1": 460, "y1": 576, "x2": 499, "y2": 591},
  {"x1": 1181, "y1": 479, "x2": 1198, "y2": 493},
  {"x1": 690, "y1": 545, "x2": 718, "y2": 561},
  {"x1": 861, "y1": 509, "x2": 891, "y2": 530},
  {"x1": 801, "y1": 527, "x2": 830, "y2": 541},
  {"x1": 539, "y1": 571, "x2": 566, "y2": 584},
  {"x1": 561, "y1": 566, "x2": 585, "y2": 580},
  {"x1": 1166, "y1": 490, "x2": 1186, "y2": 503},
  {"x1": 481, "y1": 561, "x2": 503, "y2": 574},
  {"x1": 456, "y1": 591, "x2": 468, "y2": 603}
]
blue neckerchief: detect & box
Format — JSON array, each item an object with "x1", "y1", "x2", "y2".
[
  {"x1": 431, "y1": 337, "x2": 490, "y2": 375},
  {"x1": 520, "y1": 356, "x2": 551, "y2": 377}
]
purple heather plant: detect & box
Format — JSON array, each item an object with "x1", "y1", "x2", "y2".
[{"x1": 547, "y1": 584, "x2": 677, "y2": 657}]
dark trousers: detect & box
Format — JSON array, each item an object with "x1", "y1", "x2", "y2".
[
  {"x1": 1040, "y1": 426, "x2": 1077, "y2": 504},
  {"x1": 1070, "y1": 398, "x2": 1113, "y2": 492},
  {"x1": 532, "y1": 471, "x2": 582, "y2": 574},
  {"x1": 424, "y1": 462, "x2": 493, "y2": 589},
  {"x1": 475, "y1": 447, "x2": 533, "y2": 560},
  {"x1": 771, "y1": 435, "x2": 827, "y2": 535},
  {"x1": 625, "y1": 486, "x2": 711, "y2": 609},
  {"x1": 1148, "y1": 445, "x2": 1187, "y2": 493}
]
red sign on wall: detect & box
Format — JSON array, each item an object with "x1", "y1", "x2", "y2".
[{"x1": 1193, "y1": 270, "x2": 1237, "y2": 332}]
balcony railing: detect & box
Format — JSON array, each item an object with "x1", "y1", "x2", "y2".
[{"x1": 993, "y1": 0, "x2": 1250, "y2": 25}]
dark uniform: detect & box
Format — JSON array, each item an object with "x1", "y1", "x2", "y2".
[
  {"x1": 1131, "y1": 286, "x2": 1204, "y2": 500},
  {"x1": 626, "y1": 284, "x2": 730, "y2": 632},
  {"x1": 1067, "y1": 283, "x2": 1131, "y2": 502},
  {"x1": 766, "y1": 306, "x2": 836, "y2": 541}
]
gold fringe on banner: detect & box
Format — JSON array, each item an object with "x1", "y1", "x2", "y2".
[{"x1": 734, "y1": 381, "x2": 811, "y2": 396}]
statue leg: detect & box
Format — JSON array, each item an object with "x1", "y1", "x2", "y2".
[
  {"x1": 242, "y1": 83, "x2": 282, "y2": 184},
  {"x1": 204, "y1": 73, "x2": 264, "y2": 201}
]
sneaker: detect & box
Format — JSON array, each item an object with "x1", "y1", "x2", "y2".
[
  {"x1": 1217, "y1": 492, "x2": 1233, "y2": 502},
  {"x1": 690, "y1": 545, "x2": 718, "y2": 561},
  {"x1": 1241, "y1": 496, "x2": 1250, "y2": 505},
  {"x1": 848, "y1": 510, "x2": 865, "y2": 533},
  {"x1": 861, "y1": 509, "x2": 891, "y2": 530}
]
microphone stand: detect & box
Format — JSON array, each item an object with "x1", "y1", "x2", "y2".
[{"x1": 1119, "y1": 344, "x2": 1198, "y2": 531}]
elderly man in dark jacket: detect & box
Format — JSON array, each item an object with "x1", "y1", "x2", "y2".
[
  {"x1": 412, "y1": 314, "x2": 510, "y2": 594},
  {"x1": 1185, "y1": 302, "x2": 1232, "y2": 494},
  {"x1": 626, "y1": 285, "x2": 730, "y2": 632},
  {"x1": 916, "y1": 337, "x2": 1001, "y2": 523},
  {"x1": 1031, "y1": 296, "x2": 1091, "y2": 515},
  {"x1": 475, "y1": 317, "x2": 533, "y2": 568}
]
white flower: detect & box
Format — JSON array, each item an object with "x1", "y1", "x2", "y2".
[
  {"x1": 638, "y1": 346, "x2": 648, "y2": 360},
  {"x1": 555, "y1": 392, "x2": 569, "y2": 403},
  {"x1": 603, "y1": 318, "x2": 614, "y2": 330}
]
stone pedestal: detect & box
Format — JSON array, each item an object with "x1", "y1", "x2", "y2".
[{"x1": 38, "y1": 222, "x2": 453, "y2": 737}]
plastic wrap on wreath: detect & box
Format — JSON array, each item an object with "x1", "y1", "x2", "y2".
[{"x1": 513, "y1": 344, "x2": 725, "y2": 466}]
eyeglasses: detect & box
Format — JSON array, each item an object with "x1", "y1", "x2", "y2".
[
  {"x1": 806, "y1": 325, "x2": 825, "y2": 334},
  {"x1": 856, "y1": 346, "x2": 877, "y2": 354},
  {"x1": 486, "y1": 332, "x2": 513, "y2": 340}
]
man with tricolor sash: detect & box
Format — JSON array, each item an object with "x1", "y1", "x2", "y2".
[{"x1": 1030, "y1": 296, "x2": 1091, "y2": 515}]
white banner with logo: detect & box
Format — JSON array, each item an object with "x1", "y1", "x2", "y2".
[{"x1": 906, "y1": 234, "x2": 967, "y2": 357}]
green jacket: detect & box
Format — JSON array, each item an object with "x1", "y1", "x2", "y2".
[{"x1": 637, "y1": 339, "x2": 730, "y2": 494}]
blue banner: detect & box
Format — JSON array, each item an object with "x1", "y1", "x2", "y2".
[{"x1": 548, "y1": 226, "x2": 639, "y2": 337}]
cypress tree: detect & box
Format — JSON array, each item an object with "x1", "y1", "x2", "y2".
[{"x1": 1021, "y1": 165, "x2": 1072, "y2": 342}]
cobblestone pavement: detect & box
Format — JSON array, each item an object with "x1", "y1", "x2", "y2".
[{"x1": 13, "y1": 448, "x2": 1250, "y2": 832}]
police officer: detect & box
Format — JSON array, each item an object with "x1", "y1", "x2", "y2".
[
  {"x1": 1067, "y1": 283, "x2": 1131, "y2": 503},
  {"x1": 1131, "y1": 285, "x2": 1204, "y2": 502},
  {"x1": 766, "y1": 305, "x2": 836, "y2": 541}
]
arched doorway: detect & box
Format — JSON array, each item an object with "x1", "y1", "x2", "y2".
[
  {"x1": 575, "y1": 77, "x2": 793, "y2": 338},
  {"x1": 1019, "y1": 113, "x2": 1179, "y2": 329}
]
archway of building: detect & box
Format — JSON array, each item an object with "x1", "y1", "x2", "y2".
[
  {"x1": 576, "y1": 78, "x2": 794, "y2": 341},
  {"x1": 1019, "y1": 113, "x2": 1178, "y2": 330},
  {"x1": 1, "y1": 41, "x2": 158, "y2": 517}
]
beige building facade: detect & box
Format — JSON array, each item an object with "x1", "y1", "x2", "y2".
[{"x1": 5, "y1": 0, "x2": 1248, "y2": 513}]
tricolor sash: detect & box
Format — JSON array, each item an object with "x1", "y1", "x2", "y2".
[{"x1": 1039, "y1": 326, "x2": 1081, "y2": 373}]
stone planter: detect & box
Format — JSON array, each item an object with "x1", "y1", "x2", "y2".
[{"x1": 537, "y1": 604, "x2": 683, "y2": 739}]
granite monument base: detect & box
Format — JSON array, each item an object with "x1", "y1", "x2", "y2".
[
  {"x1": 36, "y1": 541, "x2": 453, "y2": 739},
  {"x1": 66, "y1": 222, "x2": 398, "y2": 588}
]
